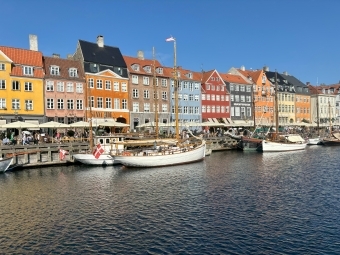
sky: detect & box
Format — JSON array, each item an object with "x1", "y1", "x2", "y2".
[{"x1": 2, "y1": 0, "x2": 340, "y2": 85}]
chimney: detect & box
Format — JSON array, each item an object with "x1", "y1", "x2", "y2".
[
  {"x1": 97, "y1": 35, "x2": 104, "y2": 47},
  {"x1": 137, "y1": 50, "x2": 144, "y2": 60},
  {"x1": 283, "y1": 71, "x2": 288, "y2": 75},
  {"x1": 52, "y1": 53, "x2": 60, "y2": 58},
  {"x1": 29, "y1": 34, "x2": 38, "y2": 51},
  {"x1": 67, "y1": 54, "x2": 73, "y2": 60},
  {"x1": 306, "y1": 82, "x2": 310, "y2": 85},
  {"x1": 240, "y1": 65, "x2": 245, "y2": 71},
  {"x1": 263, "y1": 66, "x2": 269, "y2": 72}
]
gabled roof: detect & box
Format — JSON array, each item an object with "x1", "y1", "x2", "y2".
[
  {"x1": 43, "y1": 56, "x2": 85, "y2": 81},
  {"x1": 0, "y1": 46, "x2": 43, "y2": 67},
  {"x1": 123, "y1": 55, "x2": 162, "y2": 76},
  {"x1": 162, "y1": 66, "x2": 203, "y2": 81},
  {"x1": 219, "y1": 72, "x2": 251, "y2": 84},
  {"x1": 201, "y1": 70, "x2": 215, "y2": 83},
  {"x1": 238, "y1": 69, "x2": 262, "y2": 83},
  {"x1": 78, "y1": 40, "x2": 127, "y2": 68},
  {"x1": 0, "y1": 49, "x2": 13, "y2": 62}
]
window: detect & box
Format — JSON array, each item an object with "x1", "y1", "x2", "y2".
[
  {"x1": 206, "y1": 84, "x2": 210, "y2": 90},
  {"x1": 105, "y1": 80, "x2": 111, "y2": 90},
  {"x1": 0, "y1": 63, "x2": 5, "y2": 70},
  {"x1": 189, "y1": 106, "x2": 194, "y2": 114},
  {"x1": 162, "y1": 91, "x2": 167, "y2": 100},
  {"x1": 235, "y1": 95, "x2": 240, "y2": 102},
  {"x1": 133, "y1": 89, "x2": 139, "y2": 98},
  {"x1": 12, "y1": 99, "x2": 20, "y2": 109},
  {"x1": 46, "y1": 81, "x2": 54, "y2": 91},
  {"x1": 221, "y1": 95, "x2": 224, "y2": 101},
  {"x1": 235, "y1": 107, "x2": 240, "y2": 116},
  {"x1": 246, "y1": 96, "x2": 251, "y2": 102},
  {"x1": 57, "y1": 99, "x2": 64, "y2": 109},
  {"x1": 202, "y1": 94, "x2": 206, "y2": 100},
  {"x1": 158, "y1": 67, "x2": 163, "y2": 74},
  {"x1": 122, "y1": 99, "x2": 127, "y2": 109},
  {"x1": 66, "y1": 82, "x2": 74, "y2": 92},
  {"x1": 76, "y1": 99, "x2": 83, "y2": 110},
  {"x1": 183, "y1": 106, "x2": 188, "y2": 114},
  {"x1": 211, "y1": 95, "x2": 215, "y2": 101},
  {"x1": 57, "y1": 82, "x2": 64, "y2": 92},
  {"x1": 121, "y1": 82, "x2": 127, "y2": 92},
  {"x1": 96, "y1": 79, "x2": 103, "y2": 89},
  {"x1": 0, "y1": 98, "x2": 6, "y2": 109},
  {"x1": 144, "y1": 66, "x2": 151, "y2": 73},
  {"x1": 106, "y1": 98, "x2": 112, "y2": 109},
  {"x1": 189, "y1": 83, "x2": 194, "y2": 91},
  {"x1": 202, "y1": 105, "x2": 206, "y2": 113},
  {"x1": 235, "y1": 85, "x2": 239, "y2": 91},
  {"x1": 183, "y1": 81, "x2": 188, "y2": 89},
  {"x1": 154, "y1": 78, "x2": 158, "y2": 86},
  {"x1": 133, "y1": 102, "x2": 139, "y2": 112},
  {"x1": 207, "y1": 106, "x2": 211, "y2": 113},
  {"x1": 194, "y1": 83, "x2": 199, "y2": 90},
  {"x1": 23, "y1": 66, "x2": 33, "y2": 76},
  {"x1": 0, "y1": 80, "x2": 6, "y2": 89},
  {"x1": 162, "y1": 104, "x2": 167, "y2": 112},
  {"x1": 114, "y1": 82, "x2": 119, "y2": 91},
  {"x1": 216, "y1": 95, "x2": 220, "y2": 101},
  {"x1": 143, "y1": 77, "x2": 149, "y2": 85},
  {"x1": 88, "y1": 78, "x2": 94, "y2": 88},
  {"x1": 207, "y1": 94, "x2": 210, "y2": 100},
  {"x1": 132, "y1": 64, "x2": 139, "y2": 71},
  {"x1": 67, "y1": 99, "x2": 74, "y2": 109},
  {"x1": 114, "y1": 98, "x2": 120, "y2": 109},
  {"x1": 230, "y1": 95, "x2": 234, "y2": 101},
  {"x1": 97, "y1": 98, "x2": 103, "y2": 108},
  {"x1": 211, "y1": 85, "x2": 215, "y2": 91},
  {"x1": 144, "y1": 103, "x2": 150, "y2": 112},
  {"x1": 246, "y1": 86, "x2": 251, "y2": 92},
  {"x1": 132, "y1": 75, "x2": 138, "y2": 84},
  {"x1": 12, "y1": 81, "x2": 20, "y2": 90},
  {"x1": 69, "y1": 68, "x2": 78, "y2": 77},
  {"x1": 90, "y1": 63, "x2": 99, "y2": 73},
  {"x1": 50, "y1": 66, "x2": 60, "y2": 75},
  {"x1": 76, "y1": 83, "x2": 83, "y2": 93},
  {"x1": 25, "y1": 82, "x2": 33, "y2": 91},
  {"x1": 240, "y1": 86, "x2": 245, "y2": 92},
  {"x1": 212, "y1": 106, "x2": 215, "y2": 113},
  {"x1": 47, "y1": 98, "x2": 54, "y2": 109},
  {"x1": 89, "y1": 96, "x2": 94, "y2": 108},
  {"x1": 183, "y1": 94, "x2": 188, "y2": 101},
  {"x1": 144, "y1": 90, "x2": 150, "y2": 99},
  {"x1": 226, "y1": 95, "x2": 229, "y2": 101},
  {"x1": 240, "y1": 95, "x2": 245, "y2": 102}
]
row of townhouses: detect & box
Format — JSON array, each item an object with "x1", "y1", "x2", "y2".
[{"x1": 0, "y1": 34, "x2": 340, "y2": 131}]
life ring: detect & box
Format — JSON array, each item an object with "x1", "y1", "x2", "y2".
[{"x1": 122, "y1": 151, "x2": 131, "y2": 156}]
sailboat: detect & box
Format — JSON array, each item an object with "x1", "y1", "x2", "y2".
[
  {"x1": 113, "y1": 38, "x2": 206, "y2": 167},
  {"x1": 321, "y1": 101, "x2": 340, "y2": 146},
  {"x1": 307, "y1": 94, "x2": 323, "y2": 145},
  {"x1": 261, "y1": 71, "x2": 307, "y2": 152}
]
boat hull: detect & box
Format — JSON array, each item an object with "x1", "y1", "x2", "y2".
[
  {"x1": 262, "y1": 140, "x2": 307, "y2": 152},
  {"x1": 73, "y1": 154, "x2": 116, "y2": 165},
  {"x1": 114, "y1": 143, "x2": 206, "y2": 167},
  {"x1": 307, "y1": 137, "x2": 324, "y2": 145},
  {"x1": 322, "y1": 138, "x2": 340, "y2": 146},
  {"x1": 0, "y1": 157, "x2": 14, "y2": 173}
]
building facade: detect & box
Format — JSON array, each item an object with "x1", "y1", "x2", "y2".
[{"x1": 73, "y1": 36, "x2": 129, "y2": 125}]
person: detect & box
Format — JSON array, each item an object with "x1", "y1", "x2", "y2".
[{"x1": 22, "y1": 133, "x2": 27, "y2": 145}]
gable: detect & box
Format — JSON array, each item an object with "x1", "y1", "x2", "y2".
[
  {"x1": 92, "y1": 69, "x2": 126, "y2": 79},
  {"x1": 0, "y1": 50, "x2": 13, "y2": 62}
]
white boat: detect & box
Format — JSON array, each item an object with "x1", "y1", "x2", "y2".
[
  {"x1": 114, "y1": 38, "x2": 206, "y2": 168},
  {"x1": 0, "y1": 157, "x2": 14, "y2": 173},
  {"x1": 307, "y1": 136, "x2": 324, "y2": 145},
  {"x1": 262, "y1": 134, "x2": 307, "y2": 152},
  {"x1": 73, "y1": 153, "x2": 115, "y2": 166}
]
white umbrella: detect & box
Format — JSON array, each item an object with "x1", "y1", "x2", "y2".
[
  {"x1": 0, "y1": 121, "x2": 39, "y2": 129},
  {"x1": 70, "y1": 121, "x2": 101, "y2": 127},
  {"x1": 39, "y1": 121, "x2": 70, "y2": 128},
  {"x1": 98, "y1": 121, "x2": 129, "y2": 127},
  {"x1": 136, "y1": 122, "x2": 167, "y2": 128},
  {"x1": 199, "y1": 121, "x2": 226, "y2": 127}
]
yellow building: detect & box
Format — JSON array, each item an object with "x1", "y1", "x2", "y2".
[{"x1": 0, "y1": 35, "x2": 44, "y2": 124}]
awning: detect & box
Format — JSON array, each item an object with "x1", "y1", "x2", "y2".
[{"x1": 25, "y1": 120, "x2": 40, "y2": 130}]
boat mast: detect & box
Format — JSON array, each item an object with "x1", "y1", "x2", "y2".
[
  {"x1": 329, "y1": 100, "x2": 332, "y2": 134},
  {"x1": 173, "y1": 39, "x2": 179, "y2": 140},
  {"x1": 87, "y1": 80, "x2": 93, "y2": 150},
  {"x1": 153, "y1": 47, "x2": 159, "y2": 139},
  {"x1": 316, "y1": 95, "x2": 320, "y2": 136},
  {"x1": 275, "y1": 70, "x2": 279, "y2": 138}
]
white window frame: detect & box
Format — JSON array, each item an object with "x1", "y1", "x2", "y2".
[
  {"x1": 66, "y1": 82, "x2": 74, "y2": 92},
  {"x1": 76, "y1": 83, "x2": 83, "y2": 93},
  {"x1": 133, "y1": 102, "x2": 139, "y2": 112},
  {"x1": 143, "y1": 76, "x2": 149, "y2": 85},
  {"x1": 114, "y1": 82, "x2": 119, "y2": 91},
  {"x1": 97, "y1": 97, "x2": 103, "y2": 108},
  {"x1": 0, "y1": 98, "x2": 6, "y2": 109},
  {"x1": 69, "y1": 68, "x2": 78, "y2": 77},
  {"x1": 47, "y1": 98, "x2": 54, "y2": 109},
  {"x1": 46, "y1": 81, "x2": 54, "y2": 91},
  {"x1": 24, "y1": 82, "x2": 33, "y2": 91},
  {"x1": 50, "y1": 66, "x2": 60, "y2": 75},
  {"x1": 105, "y1": 80, "x2": 111, "y2": 90},
  {"x1": 114, "y1": 98, "x2": 120, "y2": 109},
  {"x1": 76, "y1": 99, "x2": 83, "y2": 110},
  {"x1": 57, "y1": 99, "x2": 64, "y2": 109},
  {"x1": 67, "y1": 99, "x2": 74, "y2": 110},
  {"x1": 0, "y1": 80, "x2": 6, "y2": 89},
  {"x1": 132, "y1": 75, "x2": 138, "y2": 84},
  {"x1": 122, "y1": 99, "x2": 127, "y2": 109},
  {"x1": 121, "y1": 82, "x2": 127, "y2": 92},
  {"x1": 57, "y1": 82, "x2": 64, "y2": 92},
  {"x1": 106, "y1": 98, "x2": 112, "y2": 109},
  {"x1": 23, "y1": 66, "x2": 33, "y2": 76}
]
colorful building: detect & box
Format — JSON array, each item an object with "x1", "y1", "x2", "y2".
[
  {"x1": 0, "y1": 34, "x2": 44, "y2": 125},
  {"x1": 73, "y1": 35, "x2": 129, "y2": 125},
  {"x1": 43, "y1": 54, "x2": 86, "y2": 123}
]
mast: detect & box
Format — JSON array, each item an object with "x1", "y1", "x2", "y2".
[
  {"x1": 275, "y1": 70, "x2": 279, "y2": 138},
  {"x1": 87, "y1": 81, "x2": 93, "y2": 150},
  {"x1": 173, "y1": 39, "x2": 179, "y2": 140},
  {"x1": 153, "y1": 46, "x2": 159, "y2": 139},
  {"x1": 316, "y1": 95, "x2": 320, "y2": 136},
  {"x1": 329, "y1": 100, "x2": 332, "y2": 134}
]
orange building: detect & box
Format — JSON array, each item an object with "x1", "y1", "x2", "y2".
[{"x1": 73, "y1": 36, "x2": 129, "y2": 124}]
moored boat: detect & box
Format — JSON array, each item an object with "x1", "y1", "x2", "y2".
[{"x1": 0, "y1": 157, "x2": 14, "y2": 173}]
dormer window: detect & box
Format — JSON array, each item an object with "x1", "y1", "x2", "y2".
[
  {"x1": 322, "y1": 88, "x2": 325, "y2": 93},
  {"x1": 144, "y1": 66, "x2": 151, "y2": 73},
  {"x1": 23, "y1": 66, "x2": 33, "y2": 76},
  {"x1": 50, "y1": 66, "x2": 60, "y2": 75},
  {"x1": 69, "y1": 68, "x2": 78, "y2": 77},
  {"x1": 284, "y1": 79, "x2": 288, "y2": 84},
  {"x1": 187, "y1": 72, "x2": 193, "y2": 79},
  {"x1": 157, "y1": 67, "x2": 163, "y2": 74},
  {"x1": 177, "y1": 71, "x2": 180, "y2": 77},
  {"x1": 132, "y1": 64, "x2": 140, "y2": 72},
  {"x1": 90, "y1": 63, "x2": 99, "y2": 73},
  {"x1": 261, "y1": 74, "x2": 266, "y2": 84}
]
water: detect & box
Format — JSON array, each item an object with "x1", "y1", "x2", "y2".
[{"x1": 1, "y1": 146, "x2": 340, "y2": 254}]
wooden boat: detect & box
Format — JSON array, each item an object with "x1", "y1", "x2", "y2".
[
  {"x1": 322, "y1": 131, "x2": 340, "y2": 146},
  {"x1": 0, "y1": 157, "x2": 14, "y2": 173},
  {"x1": 114, "y1": 39, "x2": 206, "y2": 167}
]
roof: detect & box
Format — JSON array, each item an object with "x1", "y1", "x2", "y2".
[
  {"x1": 162, "y1": 66, "x2": 203, "y2": 81},
  {"x1": 0, "y1": 46, "x2": 43, "y2": 67},
  {"x1": 123, "y1": 55, "x2": 162, "y2": 75},
  {"x1": 220, "y1": 73, "x2": 251, "y2": 84},
  {"x1": 43, "y1": 56, "x2": 85, "y2": 81},
  {"x1": 78, "y1": 40, "x2": 127, "y2": 68},
  {"x1": 201, "y1": 70, "x2": 215, "y2": 83},
  {"x1": 280, "y1": 73, "x2": 310, "y2": 95},
  {"x1": 238, "y1": 69, "x2": 262, "y2": 83}
]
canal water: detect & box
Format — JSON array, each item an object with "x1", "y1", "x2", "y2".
[{"x1": 1, "y1": 146, "x2": 340, "y2": 254}]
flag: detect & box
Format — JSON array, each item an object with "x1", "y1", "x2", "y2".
[
  {"x1": 59, "y1": 149, "x2": 68, "y2": 160},
  {"x1": 165, "y1": 36, "x2": 175, "y2": 42},
  {"x1": 93, "y1": 143, "x2": 105, "y2": 159}
]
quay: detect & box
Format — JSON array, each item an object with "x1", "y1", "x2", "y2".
[{"x1": 0, "y1": 141, "x2": 89, "y2": 169}]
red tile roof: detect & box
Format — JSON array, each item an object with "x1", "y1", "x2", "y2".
[
  {"x1": 0, "y1": 46, "x2": 43, "y2": 67},
  {"x1": 219, "y1": 73, "x2": 251, "y2": 84},
  {"x1": 123, "y1": 55, "x2": 162, "y2": 76},
  {"x1": 238, "y1": 69, "x2": 262, "y2": 83}
]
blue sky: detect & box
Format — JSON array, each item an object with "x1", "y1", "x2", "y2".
[{"x1": 2, "y1": 0, "x2": 340, "y2": 85}]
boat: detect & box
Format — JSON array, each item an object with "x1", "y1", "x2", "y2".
[
  {"x1": 307, "y1": 136, "x2": 324, "y2": 145},
  {"x1": 0, "y1": 157, "x2": 14, "y2": 173},
  {"x1": 322, "y1": 102, "x2": 340, "y2": 146},
  {"x1": 239, "y1": 136, "x2": 263, "y2": 151},
  {"x1": 262, "y1": 71, "x2": 307, "y2": 152},
  {"x1": 114, "y1": 39, "x2": 206, "y2": 167},
  {"x1": 307, "y1": 93, "x2": 324, "y2": 145}
]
